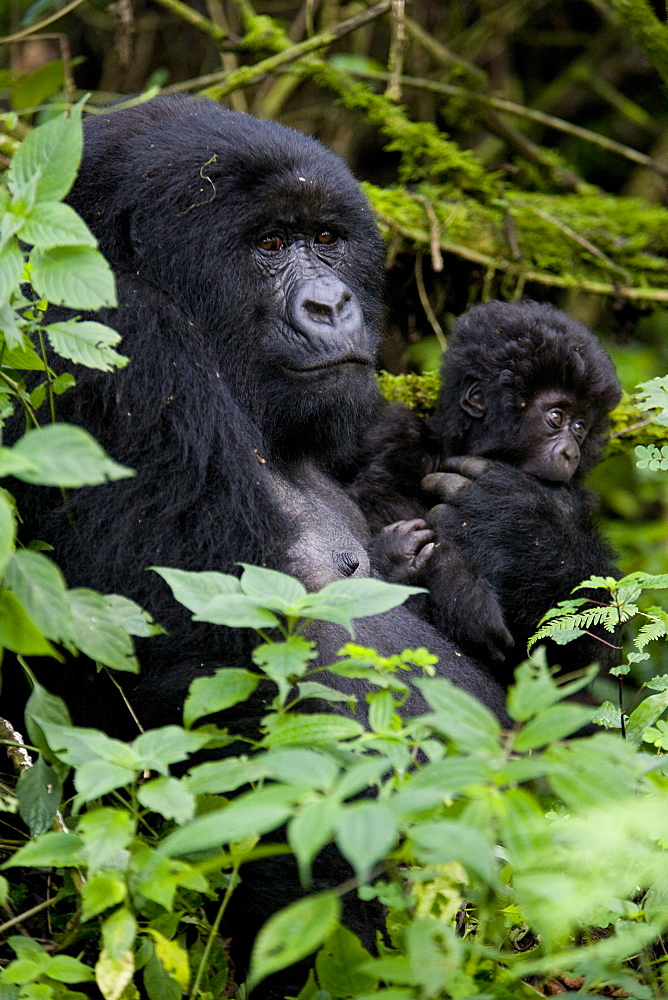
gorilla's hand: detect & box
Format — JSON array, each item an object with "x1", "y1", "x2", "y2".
[
  {"x1": 422, "y1": 456, "x2": 493, "y2": 501},
  {"x1": 370, "y1": 518, "x2": 435, "y2": 583}
]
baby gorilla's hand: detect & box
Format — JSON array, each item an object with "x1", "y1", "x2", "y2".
[
  {"x1": 422, "y1": 456, "x2": 493, "y2": 501},
  {"x1": 370, "y1": 518, "x2": 436, "y2": 583}
]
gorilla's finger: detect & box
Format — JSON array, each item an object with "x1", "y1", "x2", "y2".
[
  {"x1": 381, "y1": 518, "x2": 429, "y2": 534},
  {"x1": 412, "y1": 540, "x2": 435, "y2": 573},
  {"x1": 440, "y1": 456, "x2": 492, "y2": 477},
  {"x1": 421, "y1": 472, "x2": 470, "y2": 499}
]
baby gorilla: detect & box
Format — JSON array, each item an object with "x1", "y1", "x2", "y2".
[{"x1": 351, "y1": 299, "x2": 622, "y2": 680}]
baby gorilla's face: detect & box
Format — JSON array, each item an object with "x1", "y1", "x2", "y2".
[{"x1": 516, "y1": 389, "x2": 592, "y2": 483}]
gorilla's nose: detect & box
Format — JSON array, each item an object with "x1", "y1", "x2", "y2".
[{"x1": 289, "y1": 275, "x2": 363, "y2": 338}]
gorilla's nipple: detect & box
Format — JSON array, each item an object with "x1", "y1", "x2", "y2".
[{"x1": 336, "y1": 551, "x2": 360, "y2": 577}]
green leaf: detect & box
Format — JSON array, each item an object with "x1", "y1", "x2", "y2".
[
  {"x1": 101, "y1": 908, "x2": 137, "y2": 962},
  {"x1": 151, "y1": 566, "x2": 241, "y2": 614},
  {"x1": 415, "y1": 677, "x2": 501, "y2": 754},
  {"x1": 78, "y1": 807, "x2": 135, "y2": 871},
  {"x1": 239, "y1": 563, "x2": 308, "y2": 609},
  {"x1": 249, "y1": 892, "x2": 341, "y2": 988},
  {"x1": 336, "y1": 802, "x2": 398, "y2": 876},
  {"x1": 68, "y1": 588, "x2": 139, "y2": 672},
  {"x1": 143, "y1": 944, "x2": 180, "y2": 1000},
  {"x1": 293, "y1": 577, "x2": 423, "y2": 631},
  {"x1": 19, "y1": 202, "x2": 97, "y2": 250},
  {"x1": 31, "y1": 245, "x2": 116, "y2": 310},
  {"x1": 15, "y1": 756, "x2": 62, "y2": 836},
  {"x1": 74, "y1": 760, "x2": 137, "y2": 806},
  {"x1": 0, "y1": 588, "x2": 57, "y2": 656},
  {"x1": 10, "y1": 57, "x2": 65, "y2": 110},
  {"x1": 0, "y1": 488, "x2": 16, "y2": 576},
  {"x1": 4, "y1": 423, "x2": 133, "y2": 487},
  {"x1": 193, "y1": 593, "x2": 279, "y2": 628},
  {"x1": 103, "y1": 594, "x2": 165, "y2": 638},
  {"x1": 159, "y1": 786, "x2": 303, "y2": 857},
  {"x1": 0, "y1": 302, "x2": 24, "y2": 348},
  {"x1": 262, "y1": 712, "x2": 365, "y2": 746},
  {"x1": 288, "y1": 797, "x2": 340, "y2": 883},
  {"x1": 0, "y1": 239, "x2": 24, "y2": 306},
  {"x1": 133, "y1": 725, "x2": 211, "y2": 771},
  {"x1": 253, "y1": 636, "x2": 317, "y2": 701},
  {"x1": 35, "y1": 719, "x2": 137, "y2": 770},
  {"x1": 23, "y1": 673, "x2": 71, "y2": 768},
  {"x1": 627, "y1": 688, "x2": 668, "y2": 746},
  {"x1": 132, "y1": 849, "x2": 206, "y2": 910},
  {"x1": 183, "y1": 668, "x2": 259, "y2": 728},
  {"x1": 514, "y1": 702, "x2": 596, "y2": 751},
  {"x1": 47, "y1": 954, "x2": 95, "y2": 984},
  {"x1": 45, "y1": 319, "x2": 128, "y2": 371},
  {"x1": 96, "y1": 949, "x2": 135, "y2": 1000},
  {"x1": 265, "y1": 748, "x2": 339, "y2": 790},
  {"x1": 315, "y1": 925, "x2": 376, "y2": 997},
  {"x1": 137, "y1": 776, "x2": 195, "y2": 825},
  {"x1": 145, "y1": 930, "x2": 190, "y2": 991},
  {"x1": 1, "y1": 830, "x2": 84, "y2": 869},
  {"x1": 508, "y1": 649, "x2": 597, "y2": 721},
  {"x1": 409, "y1": 820, "x2": 498, "y2": 885},
  {"x1": 3, "y1": 549, "x2": 73, "y2": 644},
  {"x1": 186, "y1": 755, "x2": 272, "y2": 795},
  {"x1": 7, "y1": 103, "x2": 83, "y2": 203},
  {"x1": 81, "y1": 872, "x2": 127, "y2": 921}
]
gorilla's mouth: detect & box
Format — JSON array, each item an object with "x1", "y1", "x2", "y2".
[{"x1": 289, "y1": 355, "x2": 373, "y2": 373}]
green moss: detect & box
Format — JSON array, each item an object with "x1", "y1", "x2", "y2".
[{"x1": 376, "y1": 371, "x2": 440, "y2": 414}]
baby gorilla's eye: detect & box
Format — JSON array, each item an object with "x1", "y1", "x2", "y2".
[
  {"x1": 314, "y1": 229, "x2": 338, "y2": 245},
  {"x1": 258, "y1": 235, "x2": 284, "y2": 252},
  {"x1": 572, "y1": 419, "x2": 588, "y2": 439},
  {"x1": 547, "y1": 408, "x2": 564, "y2": 429}
]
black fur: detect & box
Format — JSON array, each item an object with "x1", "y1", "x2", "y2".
[
  {"x1": 6, "y1": 96, "x2": 508, "y2": 996},
  {"x1": 350, "y1": 300, "x2": 622, "y2": 680}
]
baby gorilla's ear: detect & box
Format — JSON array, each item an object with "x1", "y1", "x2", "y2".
[{"x1": 460, "y1": 376, "x2": 486, "y2": 418}]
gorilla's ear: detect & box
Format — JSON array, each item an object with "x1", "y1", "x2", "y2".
[{"x1": 460, "y1": 376, "x2": 486, "y2": 418}]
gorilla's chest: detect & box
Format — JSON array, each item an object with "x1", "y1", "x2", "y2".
[{"x1": 267, "y1": 466, "x2": 371, "y2": 590}]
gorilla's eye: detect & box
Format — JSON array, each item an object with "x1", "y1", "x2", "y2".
[
  {"x1": 314, "y1": 230, "x2": 338, "y2": 245},
  {"x1": 572, "y1": 419, "x2": 588, "y2": 439},
  {"x1": 258, "y1": 235, "x2": 284, "y2": 252},
  {"x1": 547, "y1": 408, "x2": 564, "y2": 429}
]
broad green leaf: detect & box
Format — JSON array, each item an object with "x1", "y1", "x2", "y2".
[
  {"x1": 3, "y1": 549, "x2": 73, "y2": 644},
  {"x1": 45, "y1": 319, "x2": 128, "y2": 371},
  {"x1": 137, "y1": 776, "x2": 195, "y2": 825},
  {"x1": 143, "y1": 944, "x2": 180, "y2": 1000},
  {"x1": 74, "y1": 760, "x2": 137, "y2": 806},
  {"x1": 296, "y1": 680, "x2": 358, "y2": 705},
  {"x1": 133, "y1": 725, "x2": 211, "y2": 771},
  {"x1": 23, "y1": 673, "x2": 72, "y2": 769},
  {"x1": 151, "y1": 566, "x2": 241, "y2": 614},
  {"x1": 96, "y1": 948, "x2": 134, "y2": 1000},
  {"x1": 194, "y1": 593, "x2": 279, "y2": 628},
  {"x1": 47, "y1": 953, "x2": 96, "y2": 984},
  {"x1": 336, "y1": 802, "x2": 398, "y2": 876},
  {"x1": 496, "y1": 787, "x2": 548, "y2": 865},
  {"x1": 253, "y1": 636, "x2": 317, "y2": 701},
  {"x1": 368, "y1": 689, "x2": 396, "y2": 733},
  {"x1": 514, "y1": 702, "x2": 596, "y2": 751},
  {"x1": 239, "y1": 563, "x2": 308, "y2": 609},
  {"x1": 1, "y1": 336, "x2": 47, "y2": 369},
  {"x1": 81, "y1": 871, "x2": 127, "y2": 921},
  {"x1": 132, "y1": 849, "x2": 206, "y2": 910},
  {"x1": 293, "y1": 578, "x2": 424, "y2": 631},
  {"x1": 31, "y1": 245, "x2": 116, "y2": 310},
  {"x1": 265, "y1": 747, "x2": 339, "y2": 790},
  {"x1": 0, "y1": 239, "x2": 24, "y2": 305},
  {"x1": 415, "y1": 677, "x2": 501, "y2": 755},
  {"x1": 15, "y1": 756, "x2": 62, "y2": 837},
  {"x1": 78, "y1": 807, "x2": 135, "y2": 871},
  {"x1": 103, "y1": 594, "x2": 165, "y2": 638},
  {"x1": 0, "y1": 302, "x2": 23, "y2": 348},
  {"x1": 262, "y1": 712, "x2": 364, "y2": 746},
  {"x1": 249, "y1": 892, "x2": 341, "y2": 988},
  {"x1": 7, "y1": 103, "x2": 83, "y2": 203},
  {"x1": 183, "y1": 668, "x2": 259, "y2": 728},
  {"x1": 6, "y1": 423, "x2": 133, "y2": 487},
  {"x1": 146, "y1": 930, "x2": 190, "y2": 991},
  {"x1": 627, "y1": 688, "x2": 668, "y2": 746},
  {"x1": 315, "y1": 924, "x2": 376, "y2": 997},
  {"x1": 1, "y1": 830, "x2": 84, "y2": 869},
  {"x1": 101, "y1": 908, "x2": 137, "y2": 962},
  {"x1": 508, "y1": 651, "x2": 599, "y2": 721},
  {"x1": 20, "y1": 201, "x2": 97, "y2": 250},
  {"x1": 0, "y1": 588, "x2": 57, "y2": 656},
  {"x1": 68, "y1": 588, "x2": 139, "y2": 672},
  {"x1": 288, "y1": 797, "x2": 340, "y2": 884},
  {"x1": 185, "y1": 755, "x2": 273, "y2": 795},
  {"x1": 334, "y1": 757, "x2": 391, "y2": 800},
  {"x1": 35, "y1": 719, "x2": 137, "y2": 770},
  {"x1": 10, "y1": 57, "x2": 66, "y2": 112},
  {"x1": 159, "y1": 786, "x2": 304, "y2": 857},
  {"x1": 409, "y1": 820, "x2": 498, "y2": 885},
  {"x1": 0, "y1": 488, "x2": 16, "y2": 576}
]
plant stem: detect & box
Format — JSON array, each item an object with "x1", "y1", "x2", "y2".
[{"x1": 189, "y1": 861, "x2": 240, "y2": 1000}]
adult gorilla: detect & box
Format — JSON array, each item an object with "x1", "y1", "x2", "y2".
[{"x1": 9, "y1": 95, "x2": 505, "y2": 994}]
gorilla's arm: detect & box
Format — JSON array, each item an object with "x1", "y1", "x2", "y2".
[{"x1": 423, "y1": 459, "x2": 619, "y2": 676}]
